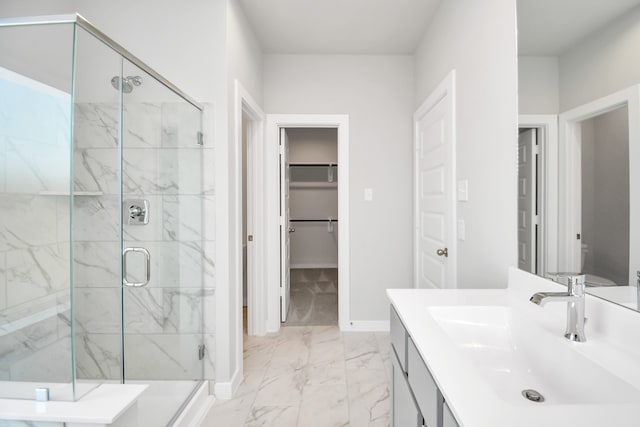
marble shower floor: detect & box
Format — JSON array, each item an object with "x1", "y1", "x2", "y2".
[
  {"x1": 199, "y1": 325, "x2": 391, "y2": 427},
  {"x1": 285, "y1": 268, "x2": 338, "y2": 326}
]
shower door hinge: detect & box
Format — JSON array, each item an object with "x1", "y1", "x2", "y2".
[
  {"x1": 197, "y1": 131, "x2": 204, "y2": 146},
  {"x1": 198, "y1": 344, "x2": 206, "y2": 361}
]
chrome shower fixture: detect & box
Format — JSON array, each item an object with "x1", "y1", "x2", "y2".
[{"x1": 110, "y1": 75, "x2": 143, "y2": 93}]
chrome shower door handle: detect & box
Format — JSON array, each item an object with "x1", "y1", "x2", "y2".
[{"x1": 122, "y1": 247, "x2": 151, "y2": 287}]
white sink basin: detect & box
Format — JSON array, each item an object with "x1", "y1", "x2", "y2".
[{"x1": 427, "y1": 305, "x2": 640, "y2": 405}]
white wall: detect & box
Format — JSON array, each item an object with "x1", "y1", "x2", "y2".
[
  {"x1": 518, "y1": 56, "x2": 559, "y2": 114},
  {"x1": 560, "y1": 5, "x2": 640, "y2": 111},
  {"x1": 227, "y1": 0, "x2": 263, "y2": 106},
  {"x1": 222, "y1": 0, "x2": 264, "y2": 389},
  {"x1": 518, "y1": 6, "x2": 640, "y2": 113},
  {"x1": 414, "y1": 0, "x2": 519, "y2": 289},
  {"x1": 264, "y1": 54, "x2": 414, "y2": 321}
]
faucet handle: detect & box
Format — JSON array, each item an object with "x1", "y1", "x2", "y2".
[{"x1": 568, "y1": 274, "x2": 586, "y2": 295}]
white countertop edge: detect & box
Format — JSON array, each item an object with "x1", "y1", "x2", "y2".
[{"x1": 0, "y1": 384, "x2": 148, "y2": 423}]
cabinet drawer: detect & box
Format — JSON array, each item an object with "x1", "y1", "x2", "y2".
[
  {"x1": 392, "y1": 347, "x2": 422, "y2": 427},
  {"x1": 408, "y1": 337, "x2": 442, "y2": 427},
  {"x1": 443, "y1": 401, "x2": 459, "y2": 427},
  {"x1": 390, "y1": 306, "x2": 407, "y2": 372}
]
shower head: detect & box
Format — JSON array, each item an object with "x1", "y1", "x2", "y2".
[{"x1": 111, "y1": 75, "x2": 143, "y2": 93}]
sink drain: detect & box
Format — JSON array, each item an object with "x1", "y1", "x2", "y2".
[{"x1": 522, "y1": 389, "x2": 545, "y2": 403}]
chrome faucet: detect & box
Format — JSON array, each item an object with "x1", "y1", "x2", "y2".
[{"x1": 530, "y1": 274, "x2": 586, "y2": 342}]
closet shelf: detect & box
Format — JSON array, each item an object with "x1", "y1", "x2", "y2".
[
  {"x1": 290, "y1": 219, "x2": 338, "y2": 222},
  {"x1": 290, "y1": 182, "x2": 337, "y2": 189},
  {"x1": 289, "y1": 162, "x2": 338, "y2": 167},
  {"x1": 290, "y1": 162, "x2": 338, "y2": 185}
]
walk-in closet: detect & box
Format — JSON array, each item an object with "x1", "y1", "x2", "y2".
[{"x1": 284, "y1": 128, "x2": 339, "y2": 325}]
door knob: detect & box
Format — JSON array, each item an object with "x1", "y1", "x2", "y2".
[
  {"x1": 436, "y1": 248, "x2": 448, "y2": 257},
  {"x1": 288, "y1": 227, "x2": 295, "y2": 233}
]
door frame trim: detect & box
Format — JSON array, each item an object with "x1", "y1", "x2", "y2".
[
  {"x1": 558, "y1": 85, "x2": 640, "y2": 284},
  {"x1": 265, "y1": 114, "x2": 350, "y2": 332},
  {"x1": 235, "y1": 81, "x2": 266, "y2": 338},
  {"x1": 413, "y1": 70, "x2": 457, "y2": 289},
  {"x1": 519, "y1": 115, "x2": 558, "y2": 277}
]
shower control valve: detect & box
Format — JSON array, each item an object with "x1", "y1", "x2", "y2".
[
  {"x1": 129, "y1": 205, "x2": 144, "y2": 218},
  {"x1": 124, "y1": 199, "x2": 149, "y2": 225}
]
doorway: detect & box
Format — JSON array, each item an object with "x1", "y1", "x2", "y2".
[
  {"x1": 242, "y1": 111, "x2": 250, "y2": 333},
  {"x1": 517, "y1": 127, "x2": 540, "y2": 274},
  {"x1": 235, "y1": 81, "x2": 266, "y2": 339},
  {"x1": 265, "y1": 115, "x2": 350, "y2": 332},
  {"x1": 579, "y1": 106, "x2": 630, "y2": 286},
  {"x1": 518, "y1": 114, "x2": 558, "y2": 277},
  {"x1": 558, "y1": 86, "x2": 640, "y2": 287},
  {"x1": 280, "y1": 128, "x2": 339, "y2": 325}
]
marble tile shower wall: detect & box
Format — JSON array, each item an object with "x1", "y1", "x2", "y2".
[
  {"x1": 0, "y1": 86, "x2": 73, "y2": 383},
  {"x1": 72, "y1": 102, "x2": 215, "y2": 382}
]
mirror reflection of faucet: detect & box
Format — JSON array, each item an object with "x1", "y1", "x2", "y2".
[{"x1": 530, "y1": 274, "x2": 587, "y2": 342}]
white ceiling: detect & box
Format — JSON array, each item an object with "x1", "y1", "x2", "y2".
[
  {"x1": 238, "y1": 0, "x2": 441, "y2": 54},
  {"x1": 518, "y1": 0, "x2": 640, "y2": 55}
]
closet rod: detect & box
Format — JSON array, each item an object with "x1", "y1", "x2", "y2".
[
  {"x1": 289, "y1": 163, "x2": 338, "y2": 167},
  {"x1": 290, "y1": 219, "x2": 338, "y2": 222}
]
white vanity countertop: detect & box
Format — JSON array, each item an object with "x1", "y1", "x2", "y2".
[
  {"x1": 0, "y1": 384, "x2": 147, "y2": 423},
  {"x1": 387, "y1": 268, "x2": 640, "y2": 427}
]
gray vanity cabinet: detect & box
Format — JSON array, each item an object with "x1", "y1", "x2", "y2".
[
  {"x1": 390, "y1": 306, "x2": 460, "y2": 427},
  {"x1": 408, "y1": 337, "x2": 443, "y2": 427},
  {"x1": 392, "y1": 349, "x2": 423, "y2": 427}
]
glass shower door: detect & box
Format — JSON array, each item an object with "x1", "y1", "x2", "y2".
[
  {"x1": 120, "y1": 60, "x2": 204, "y2": 422},
  {"x1": 0, "y1": 21, "x2": 76, "y2": 400}
]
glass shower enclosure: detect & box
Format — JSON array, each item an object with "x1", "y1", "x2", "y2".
[{"x1": 0, "y1": 14, "x2": 206, "y2": 425}]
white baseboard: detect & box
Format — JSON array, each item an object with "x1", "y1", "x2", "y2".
[
  {"x1": 290, "y1": 263, "x2": 338, "y2": 269},
  {"x1": 339, "y1": 320, "x2": 390, "y2": 332},
  {"x1": 172, "y1": 381, "x2": 215, "y2": 427},
  {"x1": 213, "y1": 369, "x2": 242, "y2": 400}
]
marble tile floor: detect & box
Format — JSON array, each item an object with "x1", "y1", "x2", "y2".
[
  {"x1": 284, "y1": 269, "x2": 338, "y2": 326},
  {"x1": 199, "y1": 325, "x2": 391, "y2": 427}
]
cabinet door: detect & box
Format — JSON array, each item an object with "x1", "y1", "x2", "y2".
[
  {"x1": 392, "y1": 350, "x2": 422, "y2": 427},
  {"x1": 390, "y1": 306, "x2": 407, "y2": 372}
]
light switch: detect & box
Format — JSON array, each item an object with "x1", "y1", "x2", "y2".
[
  {"x1": 457, "y1": 180, "x2": 469, "y2": 201},
  {"x1": 364, "y1": 188, "x2": 373, "y2": 201},
  {"x1": 457, "y1": 220, "x2": 466, "y2": 241}
]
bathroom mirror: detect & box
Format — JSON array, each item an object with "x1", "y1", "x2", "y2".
[{"x1": 517, "y1": 0, "x2": 640, "y2": 310}]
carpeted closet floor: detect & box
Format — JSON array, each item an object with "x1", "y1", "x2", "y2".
[{"x1": 284, "y1": 268, "x2": 338, "y2": 326}]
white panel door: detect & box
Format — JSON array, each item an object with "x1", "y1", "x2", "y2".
[
  {"x1": 280, "y1": 128, "x2": 291, "y2": 322},
  {"x1": 518, "y1": 129, "x2": 537, "y2": 273},
  {"x1": 415, "y1": 91, "x2": 455, "y2": 289}
]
